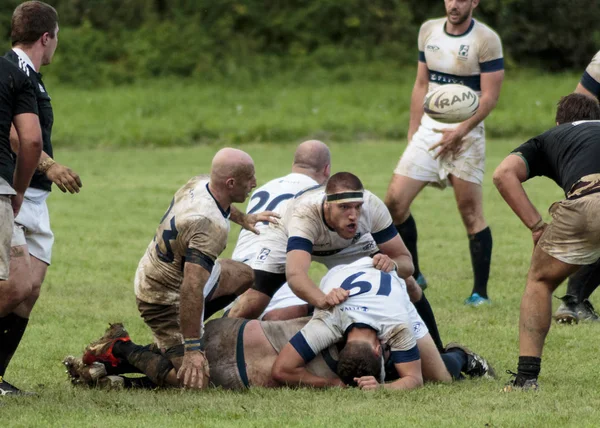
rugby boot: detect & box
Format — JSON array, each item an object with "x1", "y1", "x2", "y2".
[
  {"x1": 444, "y1": 342, "x2": 496, "y2": 379},
  {"x1": 415, "y1": 273, "x2": 428, "y2": 290},
  {"x1": 553, "y1": 295, "x2": 579, "y2": 324},
  {"x1": 96, "y1": 375, "x2": 125, "y2": 390},
  {"x1": 0, "y1": 376, "x2": 35, "y2": 396},
  {"x1": 82, "y1": 323, "x2": 130, "y2": 367},
  {"x1": 502, "y1": 371, "x2": 539, "y2": 392},
  {"x1": 464, "y1": 293, "x2": 491, "y2": 307},
  {"x1": 576, "y1": 299, "x2": 600, "y2": 322},
  {"x1": 63, "y1": 356, "x2": 107, "y2": 386}
]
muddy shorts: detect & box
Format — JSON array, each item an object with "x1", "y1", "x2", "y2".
[
  {"x1": 539, "y1": 192, "x2": 600, "y2": 265},
  {"x1": 204, "y1": 317, "x2": 250, "y2": 389}
]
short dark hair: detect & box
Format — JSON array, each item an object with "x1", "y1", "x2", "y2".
[
  {"x1": 336, "y1": 342, "x2": 381, "y2": 386},
  {"x1": 325, "y1": 172, "x2": 363, "y2": 195},
  {"x1": 11, "y1": 1, "x2": 58, "y2": 47},
  {"x1": 555, "y1": 93, "x2": 600, "y2": 125}
]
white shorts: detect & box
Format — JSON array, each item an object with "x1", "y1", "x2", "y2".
[
  {"x1": 408, "y1": 302, "x2": 428, "y2": 340},
  {"x1": 259, "y1": 283, "x2": 306, "y2": 319},
  {"x1": 0, "y1": 195, "x2": 14, "y2": 280},
  {"x1": 14, "y1": 188, "x2": 54, "y2": 264},
  {"x1": 251, "y1": 230, "x2": 379, "y2": 274},
  {"x1": 394, "y1": 115, "x2": 486, "y2": 188}
]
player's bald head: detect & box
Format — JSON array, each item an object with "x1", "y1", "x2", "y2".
[
  {"x1": 293, "y1": 140, "x2": 331, "y2": 172},
  {"x1": 211, "y1": 148, "x2": 255, "y2": 182}
]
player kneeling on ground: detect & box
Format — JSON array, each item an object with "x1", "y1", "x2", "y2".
[
  {"x1": 271, "y1": 257, "x2": 495, "y2": 390},
  {"x1": 81, "y1": 149, "x2": 278, "y2": 390}
]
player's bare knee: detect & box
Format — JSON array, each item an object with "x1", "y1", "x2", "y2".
[{"x1": 0, "y1": 279, "x2": 31, "y2": 314}]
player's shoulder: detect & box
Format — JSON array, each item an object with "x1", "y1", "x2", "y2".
[
  {"x1": 363, "y1": 189, "x2": 385, "y2": 207},
  {"x1": 472, "y1": 19, "x2": 502, "y2": 43},
  {"x1": 419, "y1": 17, "x2": 445, "y2": 36}
]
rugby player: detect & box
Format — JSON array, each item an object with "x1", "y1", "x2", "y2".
[
  {"x1": 84, "y1": 148, "x2": 277, "y2": 389},
  {"x1": 231, "y1": 140, "x2": 331, "y2": 320},
  {"x1": 228, "y1": 171, "x2": 445, "y2": 352},
  {"x1": 0, "y1": 40, "x2": 43, "y2": 395},
  {"x1": 271, "y1": 257, "x2": 494, "y2": 389},
  {"x1": 384, "y1": 0, "x2": 504, "y2": 306},
  {"x1": 1, "y1": 1, "x2": 82, "y2": 395},
  {"x1": 66, "y1": 306, "x2": 493, "y2": 390},
  {"x1": 553, "y1": 51, "x2": 600, "y2": 324},
  {"x1": 493, "y1": 94, "x2": 600, "y2": 390}
]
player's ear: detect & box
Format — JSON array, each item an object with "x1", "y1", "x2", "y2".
[
  {"x1": 374, "y1": 343, "x2": 382, "y2": 358},
  {"x1": 225, "y1": 177, "x2": 235, "y2": 189}
]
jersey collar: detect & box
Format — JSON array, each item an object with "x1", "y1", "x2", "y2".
[
  {"x1": 205, "y1": 183, "x2": 231, "y2": 218},
  {"x1": 443, "y1": 18, "x2": 475, "y2": 38},
  {"x1": 12, "y1": 48, "x2": 37, "y2": 72}
]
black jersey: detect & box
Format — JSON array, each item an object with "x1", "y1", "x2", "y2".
[
  {"x1": 0, "y1": 57, "x2": 38, "y2": 186},
  {"x1": 512, "y1": 121, "x2": 600, "y2": 196},
  {"x1": 4, "y1": 50, "x2": 53, "y2": 191}
]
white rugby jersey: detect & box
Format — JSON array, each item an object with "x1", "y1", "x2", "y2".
[
  {"x1": 289, "y1": 257, "x2": 419, "y2": 364},
  {"x1": 283, "y1": 186, "x2": 397, "y2": 257},
  {"x1": 581, "y1": 51, "x2": 600, "y2": 99},
  {"x1": 418, "y1": 18, "x2": 503, "y2": 95},
  {"x1": 232, "y1": 173, "x2": 317, "y2": 262},
  {"x1": 135, "y1": 176, "x2": 230, "y2": 305}
]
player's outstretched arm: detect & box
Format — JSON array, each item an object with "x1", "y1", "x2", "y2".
[
  {"x1": 493, "y1": 154, "x2": 546, "y2": 243},
  {"x1": 356, "y1": 359, "x2": 423, "y2": 391},
  {"x1": 178, "y1": 262, "x2": 211, "y2": 389},
  {"x1": 376, "y1": 235, "x2": 414, "y2": 279},
  {"x1": 287, "y1": 250, "x2": 348, "y2": 309},
  {"x1": 230, "y1": 205, "x2": 280, "y2": 234},
  {"x1": 10, "y1": 124, "x2": 82, "y2": 194},
  {"x1": 272, "y1": 342, "x2": 344, "y2": 388}
]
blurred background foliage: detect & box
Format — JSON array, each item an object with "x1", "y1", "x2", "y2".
[{"x1": 0, "y1": 0, "x2": 598, "y2": 86}]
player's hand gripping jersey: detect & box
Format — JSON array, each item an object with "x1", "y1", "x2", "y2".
[
  {"x1": 289, "y1": 257, "x2": 427, "y2": 365},
  {"x1": 252, "y1": 186, "x2": 397, "y2": 273},
  {"x1": 232, "y1": 172, "x2": 317, "y2": 263},
  {"x1": 135, "y1": 176, "x2": 230, "y2": 305}
]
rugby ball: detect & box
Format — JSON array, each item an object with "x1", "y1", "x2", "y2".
[{"x1": 423, "y1": 84, "x2": 479, "y2": 124}]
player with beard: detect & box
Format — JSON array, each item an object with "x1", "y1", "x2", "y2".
[
  {"x1": 385, "y1": 0, "x2": 504, "y2": 306},
  {"x1": 228, "y1": 172, "x2": 446, "y2": 353}
]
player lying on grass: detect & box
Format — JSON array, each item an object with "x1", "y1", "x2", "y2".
[
  {"x1": 271, "y1": 257, "x2": 494, "y2": 390},
  {"x1": 229, "y1": 171, "x2": 446, "y2": 353},
  {"x1": 493, "y1": 93, "x2": 600, "y2": 391},
  {"x1": 65, "y1": 311, "x2": 493, "y2": 390}
]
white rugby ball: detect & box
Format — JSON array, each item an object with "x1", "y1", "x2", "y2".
[{"x1": 423, "y1": 84, "x2": 479, "y2": 124}]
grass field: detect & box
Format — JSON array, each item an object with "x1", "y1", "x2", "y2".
[
  {"x1": 3, "y1": 139, "x2": 600, "y2": 427},
  {"x1": 48, "y1": 69, "x2": 579, "y2": 148}
]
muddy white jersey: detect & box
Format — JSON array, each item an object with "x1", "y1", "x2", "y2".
[
  {"x1": 282, "y1": 186, "x2": 397, "y2": 257},
  {"x1": 135, "y1": 176, "x2": 230, "y2": 305},
  {"x1": 232, "y1": 173, "x2": 318, "y2": 262},
  {"x1": 289, "y1": 257, "x2": 421, "y2": 364},
  {"x1": 418, "y1": 18, "x2": 503, "y2": 130},
  {"x1": 581, "y1": 51, "x2": 600, "y2": 99}
]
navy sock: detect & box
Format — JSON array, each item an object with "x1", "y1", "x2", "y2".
[
  {"x1": 413, "y1": 294, "x2": 444, "y2": 353},
  {"x1": 468, "y1": 227, "x2": 492, "y2": 298},
  {"x1": 517, "y1": 356, "x2": 541, "y2": 383},
  {"x1": 396, "y1": 214, "x2": 421, "y2": 278},
  {"x1": 0, "y1": 313, "x2": 29, "y2": 377},
  {"x1": 441, "y1": 349, "x2": 468, "y2": 380}
]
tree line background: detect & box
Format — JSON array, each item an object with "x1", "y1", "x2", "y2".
[{"x1": 0, "y1": 0, "x2": 598, "y2": 85}]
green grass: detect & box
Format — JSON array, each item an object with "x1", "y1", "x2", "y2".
[
  {"x1": 3, "y1": 140, "x2": 599, "y2": 427},
  {"x1": 49, "y1": 69, "x2": 579, "y2": 148}
]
